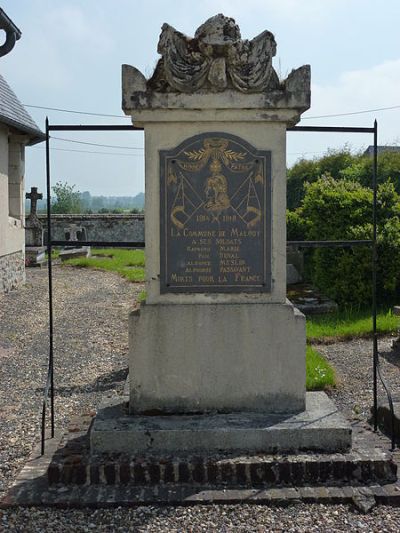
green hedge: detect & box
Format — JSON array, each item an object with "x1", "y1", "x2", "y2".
[
  {"x1": 287, "y1": 148, "x2": 400, "y2": 210},
  {"x1": 290, "y1": 176, "x2": 400, "y2": 307}
]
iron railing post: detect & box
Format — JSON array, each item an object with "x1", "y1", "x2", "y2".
[
  {"x1": 44, "y1": 117, "x2": 55, "y2": 453},
  {"x1": 372, "y1": 120, "x2": 378, "y2": 433}
]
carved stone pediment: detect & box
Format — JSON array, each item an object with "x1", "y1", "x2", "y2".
[
  {"x1": 149, "y1": 14, "x2": 279, "y2": 94},
  {"x1": 122, "y1": 14, "x2": 310, "y2": 116}
]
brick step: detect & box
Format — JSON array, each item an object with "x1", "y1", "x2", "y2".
[
  {"x1": 3, "y1": 422, "x2": 399, "y2": 508},
  {"x1": 47, "y1": 451, "x2": 397, "y2": 487}
]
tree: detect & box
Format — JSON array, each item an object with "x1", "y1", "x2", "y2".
[
  {"x1": 287, "y1": 147, "x2": 357, "y2": 210},
  {"x1": 287, "y1": 147, "x2": 400, "y2": 210},
  {"x1": 51, "y1": 181, "x2": 82, "y2": 214}
]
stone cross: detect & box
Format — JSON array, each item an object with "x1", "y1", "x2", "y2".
[{"x1": 26, "y1": 187, "x2": 43, "y2": 216}]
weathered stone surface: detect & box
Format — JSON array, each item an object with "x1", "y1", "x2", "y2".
[
  {"x1": 3, "y1": 415, "x2": 398, "y2": 507},
  {"x1": 122, "y1": 14, "x2": 310, "y2": 116},
  {"x1": 0, "y1": 250, "x2": 25, "y2": 292},
  {"x1": 59, "y1": 247, "x2": 90, "y2": 262},
  {"x1": 128, "y1": 302, "x2": 306, "y2": 415},
  {"x1": 25, "y1": 246, "x2": 46, "y2": 267},
  {"x1": 37, "y1": 214, "x2": 144, "y2": 244},
  {"x1": 148, "y1": 14, "x2": 279, "y2": 94},
  {"x1": 25, "y1": 187, "x2": 44, "y2": 247},
  {"x1": 92, "y1": 393, "x2": 352, "y2": 455}
]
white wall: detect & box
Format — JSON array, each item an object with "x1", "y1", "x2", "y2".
[{"x1": 0, "y1": 126, "x2": 25, "y2": 259}]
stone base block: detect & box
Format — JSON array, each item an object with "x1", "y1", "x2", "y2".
[
  {"x1": 59, "y1": 246, "x2": 91, "y2": 261},
  {"x1": 91, "y1": 392, "x2": 352, "y2": 455},
  {"x1": 25, "y1": 246, "x2": 47, "y2": 267},
  {"x1": 129, "y1": 301, "x2": 306, "y2": 414}
]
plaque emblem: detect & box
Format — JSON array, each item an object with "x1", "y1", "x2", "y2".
[{"x1": 160, "y1": 132, "x2": 271, "y2": 293}]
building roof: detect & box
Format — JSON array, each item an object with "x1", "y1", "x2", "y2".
[
  {"x1": 364, "y1": 145, "x2": 400, "y2": 156},
  {"x1": 0, "y1": 74, "x2": 45, "y2": 145}
]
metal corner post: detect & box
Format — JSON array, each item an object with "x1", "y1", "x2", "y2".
[
  {"x1": 42, "y1": 117, "x2": 55, "y2": 455},
  {"x1": 371, "y1": 120, "x2": 396, "y2": 450},
  {"x1": 372, "y1": 119, "x2": 378, "y2": 432}
]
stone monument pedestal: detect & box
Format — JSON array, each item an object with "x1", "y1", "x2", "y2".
[
  {"x1": 91, "y1": 392, "x2": 351, "y2": 454},
  {"x1": 90, "y1": 14, "x2": 352, "y2": 457},
  {"x1": 129, "y1": 302, "x2": 305, "y2": 415}
]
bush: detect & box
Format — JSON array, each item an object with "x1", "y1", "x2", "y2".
[
  {"x1": 287, "y1": 147, "x2": 400, "y2": 209},
  {"x1": 295, "y1": 176, "x2": 400, "y2": 307},
  {"x1": 340, "y1": 150, "x2": 400, "y2": 192},
  {"x1": 287, "y1": 209, "x2": 308, "y2": 241}
]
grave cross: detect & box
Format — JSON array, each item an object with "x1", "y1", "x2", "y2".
[{"x1": 26, "y1": 187, "x2": 43, "y2": 216}]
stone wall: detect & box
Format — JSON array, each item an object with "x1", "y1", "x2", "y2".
[
  {"x1": 0, "y1": 250, "x2": 25, "y2": 292},
  {"x1": 37, "y1": 214, "x2": 144, "y2": 244}
]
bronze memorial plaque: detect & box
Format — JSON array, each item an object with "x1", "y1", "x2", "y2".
[{"x1": 160, "y1": 132, "x2": 271, "y2": 293}]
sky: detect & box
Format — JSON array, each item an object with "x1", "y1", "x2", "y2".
[{"x1": 1, "y1": 0, "x2": 400, "y2": 197}]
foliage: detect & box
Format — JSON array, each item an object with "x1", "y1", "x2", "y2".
[
  {"x1": 306, "y1": 346, "x2": 336, "y2": 391},
  {"x1": 137, "y1": 290, "x2": 147, "y2": 303},
  {"x1": 306, "y1": 308, "x2": 399, "y2": 342},
  {"x1": 286, "y1": 209, "x2": 308, "y2": 241},
  {"x1": 287, "y1": 147, "x2": 357, "y2": 209},
  {"x1": 287, "y1": 147, "x2": 400, "y2": 209},
  {"x1": 51, "y1": 181, "x2": 82, "y2": 214},
  {"x1": 340, "y1": 149, "x2": 400, "y2": 191},
  {"x1": 296, "y1": 176, "x2": 400, "y2": 307},
  {"x1": 64, "y1": 248, "x2": 145, "y2": 282}
]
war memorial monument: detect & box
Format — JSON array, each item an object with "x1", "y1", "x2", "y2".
[{"x1": 91, "y1": 14, "x2": 352, "y2": 455}]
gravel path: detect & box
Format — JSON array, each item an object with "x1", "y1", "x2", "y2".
[
  {"x1": 1, "y1": 266, "x2": 400, "y2": 531},
  {"x1": 316, "y1": 336, "x2": 400, "y2": 422},
  {"x1": 2, "y1": 503, "x2": 400, "y2": 532},
  {"x1": 0, "y1": 265, "x2": 142, "y2": 500}
]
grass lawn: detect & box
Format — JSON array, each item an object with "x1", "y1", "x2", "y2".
[
  {"x1": 63, "y1": 248, "x2": 145, "y2": 282},
  {"x1": 306, "y1": 308, "x2": 399, "y2": 343},
  {"x1": 306, "y1": 345, "x2": 336, "y2": 391}
]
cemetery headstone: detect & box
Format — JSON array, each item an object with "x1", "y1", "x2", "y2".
[
  {"x1": 25, "y1": 186, "x2": 46, "y2": 267},
  {"x1": 59, "y1": 223, "x2": 90, "y2": 261}
]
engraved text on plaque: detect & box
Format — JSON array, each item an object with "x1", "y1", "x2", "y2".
[{"x1": 160, "y1": 132, "x2": 271, "y2": 293}]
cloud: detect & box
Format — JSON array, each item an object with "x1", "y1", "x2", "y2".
[
  {"x1": 200, "y1": 0, "x2": 347, "y2": 26},
  {"x1": 43, "y1": 4, "x2": 113, "y2": 53},
  {"x1": 1, "y1": 2, "x2": 114, "y2": 93},
  {"x1": 306, "y1": 59, "x2": 400, "y2": 135},
  {"x1": 287, "y1": 59, "x2": 400, "y2": 164}
]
